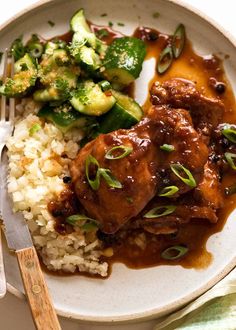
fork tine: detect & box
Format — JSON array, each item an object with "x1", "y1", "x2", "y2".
[
  {"x1": 9, "y1": 55, "x2": 15, "y2": 123},
  {"x1": 0, "y1": 49, "x2": 8, "y2": 121}
]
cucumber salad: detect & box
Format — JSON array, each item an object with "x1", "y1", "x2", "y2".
[{"x1": 0, "y1": 9, "x2": 146, "y2": 140}]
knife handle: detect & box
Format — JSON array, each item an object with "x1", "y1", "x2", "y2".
[{"x1": 16, "y1": 246, "x2": 61, "y2": 330}]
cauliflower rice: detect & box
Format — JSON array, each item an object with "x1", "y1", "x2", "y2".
[{"x1": 6, "y1": 99, "x2": 108, "y2": 277}]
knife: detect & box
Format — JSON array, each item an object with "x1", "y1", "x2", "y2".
[{"x1": 0, "y1": 151, "x2": 61, "y2": 330}]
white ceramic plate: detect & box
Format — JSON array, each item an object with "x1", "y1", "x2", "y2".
[{"x1": 1, "y1": 0, "x2": 236, "y2": 323}]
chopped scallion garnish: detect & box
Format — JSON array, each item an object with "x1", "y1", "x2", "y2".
[
  {"x1": 170, "y1": 164, "x2": 196, "y2": 188},
  {"x1": 144, "y1": 205, "x2": 176, "y2": 218},
  {"x1": 29, "y1": 123, "x2": 41, "y2": 136},
  {"x1": 105, "y1": 145, "x2": 133, "y2": 160},
  {"x1": 160, "y1": 144, "x2": 175, "y2": 152},
  {"x1": 28, "y1": 42, "x2": 44, "y2": 58},
  {"x1": 157, "y1": 45, "x2": 173, "y2": 74},
  {"x1": 10, "y1": 36, "x2": 26, "y2": 61},
  {"x1": 153, "y1": 12, "x2": 160, "y2": 18},
  {"x1": 48, "y1": 20, "x2": 55, "y2": 27},
  {"x1": 99, "y1": 168, "x2": 122, "y2": 189},
  {"x1": 225, "y1": 152, "x2": 236, "y2": 170},
  {"x1": 222, "y1": 126, "x2": 236, "y2": 143},
  {"x1": 85, "y1": 155, "x2": 122, "y2": 190},
  {"x1": 66, "y1": 214, "x2": 99, "y2": 232},
  {"x1": 85, "y1": 155, "x2": 100, "y2": 190},
  {"x1": 158, "y1": 186, "x2": 179, "y2": 197},
  {"x1": 96, "y1": 29, "x2": 110, "y2": 39},
  {"x1": 161, "y1": 245, "x2": 188, "y2": 260},
  {"x1": 126, "y1": 196, "x2": 133, "y2": 204},
  {"x1": 172, "y1": 24, "x2": 185, "y2": 59},
  {"x1": 98, "y1": 80, "x2": 111, "y2": 91}
]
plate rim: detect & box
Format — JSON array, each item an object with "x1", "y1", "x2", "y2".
[{"x1": 1, "y1": 0, "x2": 236, "y2": 323}]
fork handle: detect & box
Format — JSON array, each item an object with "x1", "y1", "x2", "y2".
[
  {"x1": 0, "y1": 228, "x2": 6, "y2": 298},
  {"x1": 16, "y1": 246, "x2": 61, "y2": 330}
]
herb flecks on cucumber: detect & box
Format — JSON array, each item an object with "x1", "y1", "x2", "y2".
[
  {"x1": 2, "y1": 8, "x2": 146, "y2": 138},
  {"x1": 69, "y1": 8, "x2": 107, "y2": 72},
  {"x1": 70, "y1": 80, "x2": 116, "y2": 116},
  {"x1": 0, "y1": 53, "x2": 37, "y2": 97},
  {"x1": 34, "y1": 49, "x2": 79, "y2": 102},
  {"x1": 38, "y1": 104, "x2": 95, "y2": 133},
  {"x1": 103, "y1": 37, "x2": 146, "y2": 89}
]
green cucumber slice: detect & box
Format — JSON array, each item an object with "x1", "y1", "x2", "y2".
[
  {"x1": 0, "y1": 53, "x2": 37, "y2": 97},
  {"x1": 103, "y1": 37, "x2": 146, "y2": 88},
  {"x1": 70, "y1": 8, "x2": 91, "y2": 33},
  {"x1": 70, "y1": 80, "x2": 116, "y2": 116},
  {"x1": 38, "y1": 104, "x2": 92, "y2": 133},
  {"x1": 99, "y1": 90, "x2": 143, "y2": 133}
]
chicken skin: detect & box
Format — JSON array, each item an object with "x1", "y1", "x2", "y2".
[
  {"x1": 150, "y1": 78, "x2": 224, "y2": 140},
  {"x1": 70, "y1": 105, "x2": 208, "y2": 233}
]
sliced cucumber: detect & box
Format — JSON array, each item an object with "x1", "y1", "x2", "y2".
[
  {"x1": 75, "y1": 45, "x2": 101, "y2": 71},
  {"x1": 70, "y1": 80, "x2": 116, "y2": 116},
  {"x1": 45, "y1": 40, "x2": 67, "y2": 55},
  {"x1": 35, "y1": 49, "x2": 79, "y2": 102},
  {"x1": 52, "y1": 49, "x2": 70, "y2": 66},
  {"x1": 0, "y1": 53, "x2": 37, "y2": 97},
  {"x1": 33, "y1": 87, "x2": 61, "y2": 102},
  {"x1": 99, "y1": 90, "x2": 143, "y2": 133},
  {"x1": 38, "y1": 104, "x2": 92, "y2": 132},
  {"x1": 70, "y1": 8, "x2": 91, "y2": 33},
  {"x1": 103, "y1": 37, "x2": 146, "y2": 88},
  {"x1": 69, "y1": 8, "x2": 107, "y2": 58}
]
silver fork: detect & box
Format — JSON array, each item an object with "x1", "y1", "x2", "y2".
[{"x1": 0, "y1": 49, "x2": 15, "y2": 298}]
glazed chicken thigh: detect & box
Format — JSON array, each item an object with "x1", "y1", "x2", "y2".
[
  {"x1": 70, "y1": 105, "x2": 208, "y2": 233},
  {"x1": 150, "y1": 78, "x2": 224, "y2": 140}
]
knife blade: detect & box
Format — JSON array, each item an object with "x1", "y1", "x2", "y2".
[
  {"x1": 0, "y1": 151, "x2": 61, "y2": 330},
  {"x1": 0, "y1": 152, "x2": 33, "y2": 250}
]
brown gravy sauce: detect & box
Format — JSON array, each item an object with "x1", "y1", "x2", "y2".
[{"x1": 48, "y1": 25, "x2": 236, "y2": 276}]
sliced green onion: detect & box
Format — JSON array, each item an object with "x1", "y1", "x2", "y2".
[
  {"x1": 144, "y1": 205, "x2": 176, "y2": 218},
  {"x1": 158, "y1": 186, "x2": 179, "y2": 197},
  {"x1": 126, "y1": 196, "x2": 133, "y2": 204},
  {"x1": 222, "y1": 126, "x2": 236, "y2": 143},
  {"x1": 105, "y1": 145, "x2": 133, "y2": 160},
  {"x1": 82, "y1": 222, "x2": 98, "y2": 232},
  {"x1": 225, "y1": 152, "x2": 236, "y2": 170},
  {"x1": 153, "y1": 12, "x2": 160, "y2": 18},
  {"x1": 29, "y1": 123, "x2": 41, "y2": 136},
  {"x1": 48, "y1": 20, "x2": 55, "y2": 27},
  {"x1": 99, "y1": 168, "x2": 122, "y2": 189},
  {"x1": 10, "y1": 36, "x2": 26, "y2": 61},
  {"x1": 98, "y1": 80, "x2": 111, "y2": 91},
  {"x1": 66, "y1": 214, "x2": 99, "y2": 232},
  {"x1": 157, "y1": 45, "x2": 173, "y2": 74},
  {"x1": 96, "y1": 28, "x2": 110, "y2": 39},
  {"x1": 28, "y1": 42, "x2": 44, "y2": 58},
  {"x1": 85, "y1": 155, "x2": 100, "y2": 190},
  {"x1": 172, "y1": 24, "x2": 185, "y2": 59},
  {"x1": 225, "y1": 184, "x2": 236, "y2": 196},
  {"x1": 170, "y1": 164, "x2": 196, "y2": 188},
  {"x1": 161, "y1": 245, "x2": 188, "y2": 260},
  {"x1": 160, "y1": 144, "x2": 175, "y2": 152}
]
